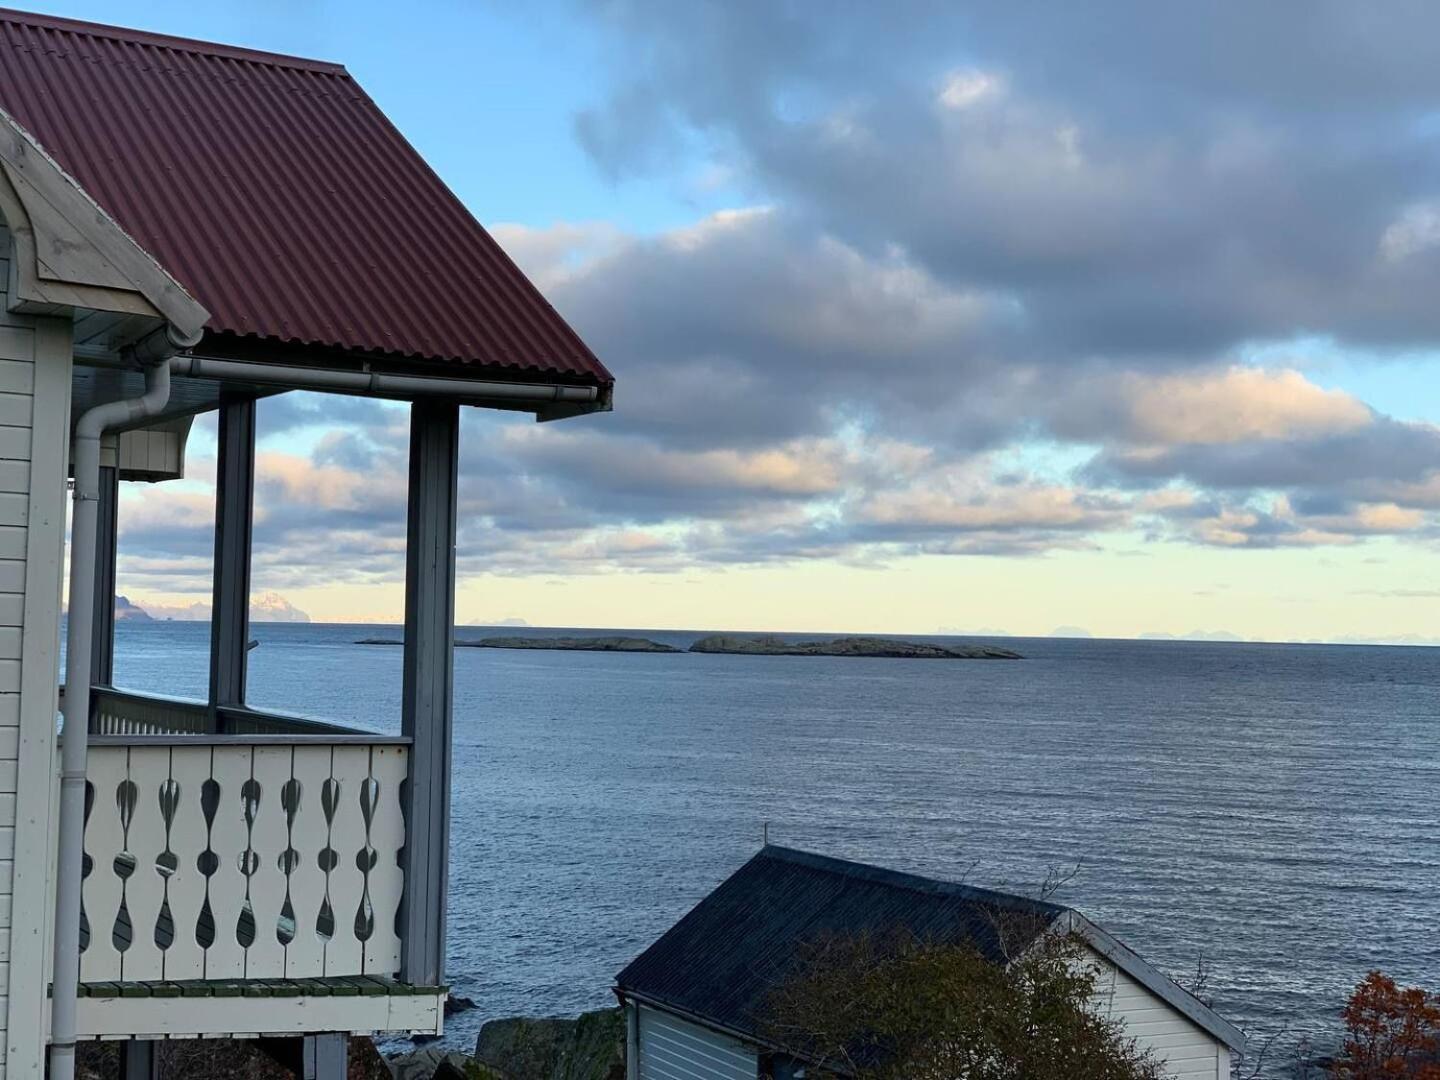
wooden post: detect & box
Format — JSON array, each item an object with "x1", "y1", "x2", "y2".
[
  {"x1": 398, "y1": 401, "x2": 458, "y2": 986},
  {"x1": 208, "y1": 396, "x2": 256, "y2": 724},
  {"x1": 90, "y1": 463, "x2": 119, "y2": 689},
  {"x1": 302, "y1": 1033, "x2": 347, "y2": 1080},
  {"x1": 119, "y1": 1040, "x2": 158, "y2": 1079}
]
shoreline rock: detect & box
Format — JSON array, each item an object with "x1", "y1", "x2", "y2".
[{"x1": 688, "y1": 634, "x2": 1022, "y2": 659}]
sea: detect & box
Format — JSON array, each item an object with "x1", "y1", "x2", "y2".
[{"x1": 105, "y1": 620, "x2": 1440, "y2": 1069}]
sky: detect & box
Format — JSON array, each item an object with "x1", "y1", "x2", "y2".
[{"x1": 37, "y1": 0, "x2": 1440, "y2": 641}]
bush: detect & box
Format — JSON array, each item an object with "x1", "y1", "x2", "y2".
[
  {"x1": 1333, "y1": 971, "x2": 1440, "y2": 1079},
  {"x1": 761, "y1": 930, "x2": 1163, "y2": 1080}
]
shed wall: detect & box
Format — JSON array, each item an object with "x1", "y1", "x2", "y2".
[
  {"x1": 1089, "y1": 948, "x2": 1230, "y2": 1080},
  {"x1": 636, "y1": 1006, "x2": 757, "y2": 1080},
  {"x1": 0, "y1": 223, "x2": 73, "y2": 1078}
]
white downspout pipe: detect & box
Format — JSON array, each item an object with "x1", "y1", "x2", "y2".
[{"x1": 49, "y1": 324, "x2": 193, "y2": 1080}]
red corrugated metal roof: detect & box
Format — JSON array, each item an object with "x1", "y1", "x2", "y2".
[{"x1": 0, "y1": 8, "x2": 612, "y2": 386}]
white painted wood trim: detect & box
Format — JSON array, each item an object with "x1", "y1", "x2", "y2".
[
  {"x1": 0, "y1": 107, "x2": 209, "y2": 339},
  {"x1": 5, "y1": 315, "x2": 70, "y2": 1076},
  {"x1": 75, "y1": 988, "x2": 444, "y2": 1040}
]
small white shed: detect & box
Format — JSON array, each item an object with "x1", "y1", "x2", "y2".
[{"x1": 616, "y1": 847, "x2": 1244, "y2": 1080}]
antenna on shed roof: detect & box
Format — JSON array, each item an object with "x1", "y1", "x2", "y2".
[{"x1": 762, "y1": 820, "x2": 769, "y2": 846}]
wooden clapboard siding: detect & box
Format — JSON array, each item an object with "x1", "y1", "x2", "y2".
[
  {"x1": 1089, "y1": 948, "x2": 1228, "y2": 1080},
  {"x1": 0, "y1": 221, "x2": 74, "y2": 1079},
  {"x1": 636, "y1": 1007, "x2": 757, "y2": 1080}
]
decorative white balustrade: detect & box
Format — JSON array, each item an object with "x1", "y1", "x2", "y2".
[{"x1": 81, "y1": 737, "x2": 409, "y2": 984}]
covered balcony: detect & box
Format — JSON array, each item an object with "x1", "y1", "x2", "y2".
[
  {"x1": 0, "y1": 11, "x2": 614, "y2": 1075},
  {"x1": 60, "y1": 390, "x2": 466, "y2": 1042}
]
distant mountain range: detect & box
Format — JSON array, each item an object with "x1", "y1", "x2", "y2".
[{"x1": 115, "y1": 591, "x2": 311, "y2": 623}]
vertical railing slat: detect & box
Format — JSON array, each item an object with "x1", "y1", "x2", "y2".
[
  {"x1": 80, "y1": 748, "x2": 128, "y2": 983},
  {"x1": 324, "y1": 745, "x2": 369, "y2": 977},
  {"x1": 119, "y1": 748, "x2": 171, "y2": 982},
  {"x1": 204, "y1": 745, "x2": 253, "y2": 980},
  {"x1": 364, "y1": 745, "x2": 407, "y2": 977},
  {"x1": 245, "y1": 746, "x2": 291, "y2": 978},
  {"x1": 162, "y1": 745, "x2": 211, "y2": 981},
  {"x1": 285, "y1": 746, "x2": 331, "y2": 979}
]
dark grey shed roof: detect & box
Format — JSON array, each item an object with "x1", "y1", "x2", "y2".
[
  {"x1": 615, "y1": 846, "x2": 1062, "y2": 1039},
  {"x1": 616, "y1": 845, "x2": 1245, "y2": 1053}
]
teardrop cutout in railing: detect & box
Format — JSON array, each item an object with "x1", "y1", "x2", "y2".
[
  {"x1": 116, "y1": 779, "x2": 138, "y2": 833},
  {"x1": 316, "y1": 896, "x2": 335, "y2": 942},
  {"x1": 321, "y1": 777, "x2": 341, "y2": 824},
  {"x1": 79, "y1": 908, "x2": 90, "y2": 953},
  {"x1": 354, "y1": 893, "x2": 374, "y2": 943},
  {"x1": 113, "y1": 850, "x2": 137, "y2": 880},
  {"x1": 196, "y1": 896, "x2": 216, "y2": 949},
  {"x1": 158, "y1": 777, "x2": 181, "y2": 829},
  {"x1": 237, "y1": 849, "x2": 260, "y2": 878},
  {"x1": 281, "y1": 777, "x2": 302, "y2": 827},
  {"x1": 112, "y1": 896, "x2": 133, "y2": 953},
  {"x1": 200, "y1": 777, "x2": 220, "y2": 827},
  {"x1": 317, "y1": 846, "x2": 338, "y2": 873},
  {"x1": 241, "y1": 778, "x2": 262, "y2": 827},
  {"x1": 277, "y1": 896, "x2": 296, "y2": 945},
  {"x1": 236, "y1": 899, "x2": 256, "y2": 948},
  {"x1": 155, "y1": 849, "x2": 178, "y2": 880},
  {"x1": 155, "y1": 897, "x2": 175, "y2": 950},
  {"x1": 197, "y1": 849, "x2": 219, "y2": 877},
  {"x1": 84, "y1": 779, "x2": 95, "y2": 824},
  {"x1": 359, "y1": 776, "x2": 379, "y2": 831}
]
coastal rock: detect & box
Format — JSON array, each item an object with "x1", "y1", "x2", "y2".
[
  {"x1": 473, "y1": 1008, "x2": 625, "y2": 1080},
  {"x1": 388, "y1": 1045, "x2": 484, "y2": 1080},
  {"x1": 463, "y1": 636, "x2": 679, "y2": 653},
  {"x1": 688, "y1": 634, "x2": 1022, "y2": 660},
  {"x1": 446, "y1": 993, "x2": 480, "y2": 1017}
]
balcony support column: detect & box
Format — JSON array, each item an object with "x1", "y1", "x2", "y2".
[
  {"x1": 120, "y1": 1040, "x2": 158, "y2": 1080},
  {"x1": 303, "y1": 1034, "x2": 348, "y2": 1080},
  {"x1": 208, "y1": 395, "x2": 256, "y2": 726},
  {"x1": 398, "y1": 401, "x2": 458, "y2": 986},
  {"x1": 90, "y1": 463, "x2": 119, "y2": 688}
]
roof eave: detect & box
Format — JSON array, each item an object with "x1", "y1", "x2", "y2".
[{"x1": 1063, "y1": 911, "x2": 1248, "y2": 1052}]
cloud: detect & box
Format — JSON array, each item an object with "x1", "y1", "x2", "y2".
[{"x1": 106, "y1": 4, "x2": 1440, "y2": 602}]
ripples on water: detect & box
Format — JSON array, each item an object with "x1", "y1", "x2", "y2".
[{"x1": 110, "y1": 623, "x2": 1440, "y2": 1069}]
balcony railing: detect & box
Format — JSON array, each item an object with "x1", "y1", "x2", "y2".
[
  {"x1": 85, "y1": 686, "x2": 373, "y2": 738},
  {"x1": 74, "y1": 690, "x2": 410, "y2": 986}
]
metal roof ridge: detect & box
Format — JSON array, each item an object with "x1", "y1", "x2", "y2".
[
  {"x1": 758, "y1": 845, "x2": 1070, "y2": 916},
  {"x1": 0, "y1": 7, "x2": 349, "y2": 76}
]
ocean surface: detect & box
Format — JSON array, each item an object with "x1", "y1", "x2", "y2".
[{"x1": 106, "y1": 621, "x2": 1440, "y2": 1069}]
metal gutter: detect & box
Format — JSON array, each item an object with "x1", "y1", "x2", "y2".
[{"x1": 168, "y1": 355, "x2": 601, "y2": 407}]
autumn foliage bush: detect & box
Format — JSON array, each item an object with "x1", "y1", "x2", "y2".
[{"x1": 1332, "y1": 971, "x2": 1440, "y2": 1079}]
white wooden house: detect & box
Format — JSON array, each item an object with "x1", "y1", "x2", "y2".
[
  {"x1": 0, "y1": 8, "x2": 613, "y2": 1078},
  {"x1": 616, "y1": 847, "x2": 1246, "y2": 1080}
]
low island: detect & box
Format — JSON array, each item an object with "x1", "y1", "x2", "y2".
[
  {"x1": 463, "y1": 636, "x2": 680, "y2": 653},
  {"x1": 688, "y1": 634, "x2": 1022, "y2": 659},
  {"x1": 356, "y1": 635, "x2": 680, "y2": 653},
  {"x1": 356, "y1": 633, "x2": 1021, "y2": 659}
]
